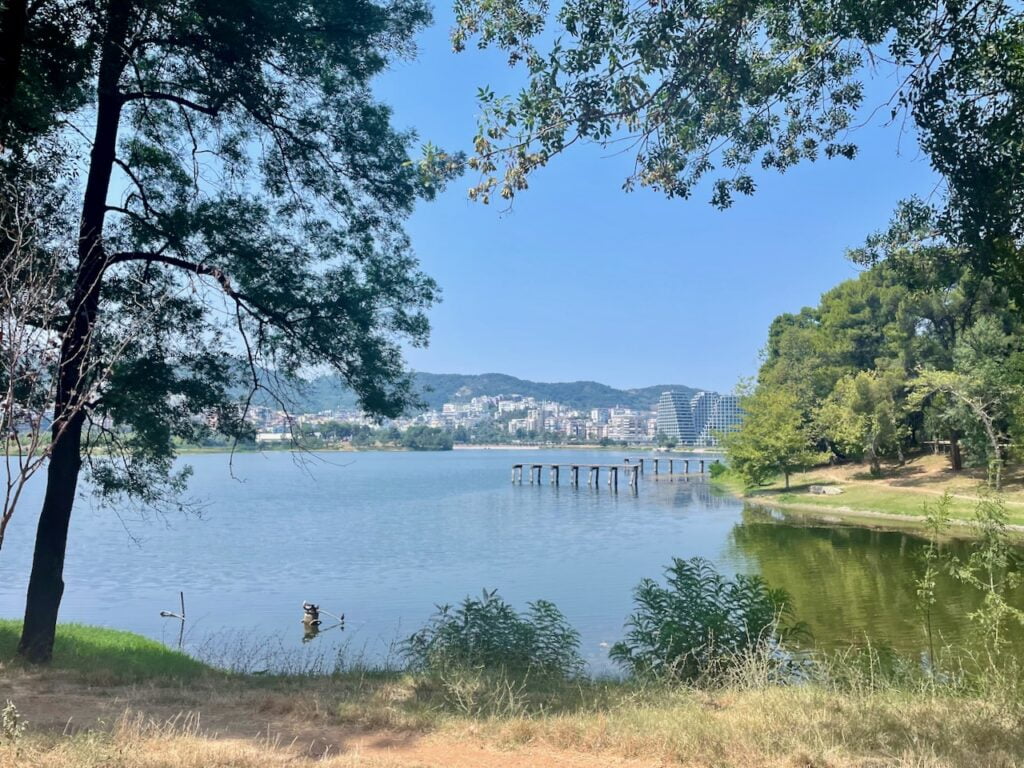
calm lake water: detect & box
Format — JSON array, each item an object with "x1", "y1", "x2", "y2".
[{"x1": 0, "y1": 449, "x2": 1020, "y2": 671}]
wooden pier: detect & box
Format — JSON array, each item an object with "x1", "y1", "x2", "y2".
[
  {"x1": 511, "y1": 463, "x2": 640, "y2": 490},
  {"x1": 510, "y1": 456, "x2": 721, "y2": 492},
  {"x1": 622, "y1": 456, "x2": 720, "y2": 476}
]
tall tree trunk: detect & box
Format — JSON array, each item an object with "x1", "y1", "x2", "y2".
[
  {"x1": 17, "y1": 0, "x2": 129, "y2": 663},
  {"x1": 949, "y1": 430, "x2": 963, "y2": 472},
  {"x1": 16, "y1": 413, "x2": 83, "y2": 661}
]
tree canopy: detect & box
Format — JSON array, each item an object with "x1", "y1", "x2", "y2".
[
  {"x1": 727, "y1": 249, "x2": 1023, "y2": 485},
  {"x1": 454, "y1": 0, "x2": 1024, "y2": 299},
  {"x1": 1, "y1": 0, "x2": 457, "y2": 662}
]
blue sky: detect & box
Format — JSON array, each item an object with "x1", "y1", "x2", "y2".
[{"x1": 374, "y1": 11, "x2": 941, "y2": 393}]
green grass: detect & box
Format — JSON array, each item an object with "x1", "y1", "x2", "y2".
[
  {"x1": 0, "y1": 620, "x2": 214, "y2": 684},
  {"x1": 713, "y1": 461, "x2": 1024, "y2": 530},
  {"x1": 768, "y1": 483, "x2": 984, "y2": 519}
]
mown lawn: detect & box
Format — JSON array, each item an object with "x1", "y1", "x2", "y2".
[{"x1": 716, "y1": 454, "x2": 1024, "y2": 528}]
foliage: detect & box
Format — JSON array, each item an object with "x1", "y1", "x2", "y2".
[
  {"x1": 950, "y1": 495, "x2": 1024, "y2": 656},
  {"x1": 745, "y1": 250, "x2": 1023, "y2": 480},
  {"x1": 723, "y1": 385, "x2": 821, "y2": 489},
  {"x1": 911, "y1": 362, "x2": 1021, "y2": 489},
  {"x1": 453, "y1": 0, "x2": 1024, "y2": 301},
  {"x1": 403, "y1": 589, "x2": 583, "y2": 678},
  {"x1": 609, "y1": 557, "x2": 803, "y2": 682},
  {"x1": 818, "y1": 369, "x2": 908, "y2": 475},
  {"x1": 5, "y1": 0, "x2": 468, "y2": 661},
  {"x1": 916, "y1": 492, "x2": 953, "y2": 668},
  {"x1": 399, "y1": 426, "x2": 454, "y2": 451}
]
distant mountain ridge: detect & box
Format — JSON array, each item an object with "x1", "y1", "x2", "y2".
[{"x1": 279, "y1": 372, "x2": 704, "y2": 414}]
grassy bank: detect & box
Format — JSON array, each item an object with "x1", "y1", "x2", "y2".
[
  {"x1": 713, "y1": 453, "x2": 1024, "y2": 531},
  {"x1": 2, "y1": 623, "x2": 1023, "y2": 767}
]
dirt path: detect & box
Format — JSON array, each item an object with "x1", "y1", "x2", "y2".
[{"x1": 1, "y1": 673, "x2": 658, "y2": 767}]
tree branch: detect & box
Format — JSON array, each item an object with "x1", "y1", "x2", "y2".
[{"x1": 120, "y1": 90, "x2": 221, "y2": 117}]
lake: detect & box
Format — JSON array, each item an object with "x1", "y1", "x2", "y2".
[{"x1": 0, "y1": 449, "x2": 1019, "y2": 672}]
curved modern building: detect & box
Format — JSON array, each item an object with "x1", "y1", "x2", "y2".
[
  {"x1": 657, "y1": 390, "x2": 743, "y2": 446},
  {"x1": 656, "y1": 391, "x2": 698, "y2": 443}
]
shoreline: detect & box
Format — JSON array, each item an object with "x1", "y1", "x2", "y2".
[
  {"x1": 711, "y1": 453, "x2": 1024, "y2": 538},
  {"x1": 2, "y1": 622, "x2": 1016, "y2": 768}
]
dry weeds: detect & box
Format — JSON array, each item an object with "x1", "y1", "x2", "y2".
[{"x1": 2, "y1": 662, "x2": 1022, "y2": 767}]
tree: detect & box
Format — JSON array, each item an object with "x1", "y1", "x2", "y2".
[
  {"x1": 453, "y1": 0, "x2": 1024, "y2": 299},
  {"x1": 818, "y1": 369, "x2": 908, "y2": 476},
  {"x1": 0, "y1": 0, "x2": 92, "y2": 147},
  {"x1": 912, "y1": 366, "x2": 1021, "y2": 491},
  {"x1": 400, "y1": 425, "x2": 454, "y2": 451},
  {"x1": 723, "y1": 385, "x2": 819, "y2": 489},
  {"x1": 10, "y1": 0, "x2": 457, "y2": 663},
  {"x1": 758, "y1": 266, "x2": 910, "y2": 416},
  {"x1": 0, "y1": 177, "x2": 73, "y2": 552}
]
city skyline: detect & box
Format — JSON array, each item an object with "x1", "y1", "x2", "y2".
[{"x1": 252, "y1": 383, "x2": 740, "y2": 448}]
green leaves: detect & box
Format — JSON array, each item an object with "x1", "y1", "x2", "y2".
[
  {"x1": 458, "y1": 0, "x2": 871, "y2": 206},
  {"x1": 723, "y1": 385, "x2": 821, "y2": 489},
  {"x1": 453, "y1": 0, "x2": 1024, "y2": 302},
  {"x1": 403, "y1": 590, "x2": 583, "y2": 677},
  {"x1": 610, "y1": 557, "x2": 804, "y2": 682},
  {"x1": 818, "y1": 369, "x2": 908, "y2": 475}
]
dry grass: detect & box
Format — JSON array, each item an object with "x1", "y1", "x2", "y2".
[{"x1": 3, "y1": 662, "x2": 1024, "y2": 768}]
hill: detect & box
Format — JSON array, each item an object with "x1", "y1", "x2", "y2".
[{"x1": 267, "y1": 372, "x2": 704, "y2": 414}]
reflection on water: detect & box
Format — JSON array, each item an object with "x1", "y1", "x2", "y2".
[
  {"x1": 0, "y1": 450, "x2": 1022, "y2": 670},
  {"x1": 730, "y1": 506, "x2": 1024, "y2": 653}
]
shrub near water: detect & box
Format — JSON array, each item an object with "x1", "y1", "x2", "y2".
[
  {"x1": 610, "y1": 557, "x2": 803, "y2": 682},
  {"x1": 403, "y1": 589, "x2": 583, "y2": 677}
]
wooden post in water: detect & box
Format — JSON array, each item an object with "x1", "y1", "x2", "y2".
[
  {"x1": 653, "y1": 458, "x2": 659, "y2": 475},
  {"x1": 571, "y1": 465, "x2": 580, "y2": 486},
  {"x1": 588, "y1": 466, "x2": 598, "y2": 486},
  {"x1": 550, "y1": 465, "x2": 560, "y2": 485},
  {"x1": 610, "y1": 466, "x2": 618, "y2": 491},
  {"x1": 683, "y1": 459, "x2": 690, "y2": 474},
  {"x1": 629, "y1": 465, "x2": 639, "y2": 489},
  {"x1": 699, "y1": 459, "x2": 705, "y2": 473},
  {"x1": 669, "y1": 459, "x2": 674, "y2": 475}
]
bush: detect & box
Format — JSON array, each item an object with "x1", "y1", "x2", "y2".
[
  {"x1": 708, "y1": 461, "x2": 727, "y2": 478},
  {"x1": 403, "y1": 590, "x2": 583, "y2": 678},
  {"x1": 610, "y1": 557, "x2": 804, "y2": 682}
]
